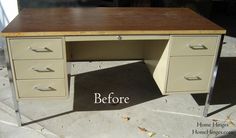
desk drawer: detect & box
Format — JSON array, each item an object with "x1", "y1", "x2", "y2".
[
  {"x1": 9, "y1": 38, "x2": 63, "y2": 59},
  {"x1": 170, "y1": 36, "x2": 219, "y2": 56},
  {"x1": 14, "y1": 60, "x2": 65, "y2": 79},
  {"x1": 167, "y1": 56, "x2": 214, "y2": 92},
  {"x1": 17, "y1": 79, "x2": 66, "y2": 98}
]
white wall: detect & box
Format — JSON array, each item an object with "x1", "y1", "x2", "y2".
[
  {"x1": 0, "y1": 0, "x2": 18, "y2": 30},
  {"x1": 0, "y1": 0, "x2": 18, "y2": 48}
]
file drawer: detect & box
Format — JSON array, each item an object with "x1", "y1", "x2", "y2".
[
  {"x1": 14, "y1": 60, "x2": 65, "y2": 79},
  {"x1": 170, "y1": 36, "x2": 219, "y2": 56},
  {"x1": 9, "y1": 38, "x2": 63, "y2": 59},
  {"x1": 17, "y1": 79, "x2": 66, "y2": 98},
  {"x1": 167, "y1": 56, "x2": 214, "y2": 92}
]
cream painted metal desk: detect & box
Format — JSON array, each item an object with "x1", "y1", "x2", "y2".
[{"x1": 1, "y1": 8, "x2": 226, "y2": 126}]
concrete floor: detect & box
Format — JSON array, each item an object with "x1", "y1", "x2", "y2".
[{"x1": 0, "y1": 36, "x2": 236, "y2": 138}]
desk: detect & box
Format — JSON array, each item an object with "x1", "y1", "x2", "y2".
[{"x1": 1, "y1": 8, "x2": 226, "y2": 126}]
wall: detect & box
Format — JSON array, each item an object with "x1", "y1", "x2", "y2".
[{"x1": 0, "y1": 0, "x2": 18, "y2": 48}]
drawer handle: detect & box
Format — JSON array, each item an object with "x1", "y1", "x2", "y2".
[
  {"x1": 117, "y1": 36, "x2": 122, "y2": 40},
  {"x1": 28, "y1": 47, "x2": 52, "y2": 52},
  {"x1": 184, "y1": 76, "x2": 202, "y2": 81},
  {"x1": 189, "y1": 44, "x2": 208, "y2": 50},
  {"x1": 32, "y1": 67, "x2": 54, "y2": 72},
  {"x1": 33, "y1": 86, "x2": 56, "y2": 91}
]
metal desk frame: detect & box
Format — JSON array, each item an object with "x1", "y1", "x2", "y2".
[{"x1": 4, "y1": 35, "x2": 224, "y2": 126}]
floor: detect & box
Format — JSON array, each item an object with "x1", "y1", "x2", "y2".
[{"x1": 0, "y1": 36, "x2": 236, "y2": 138}]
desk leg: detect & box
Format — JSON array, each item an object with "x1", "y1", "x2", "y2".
[
  {"x1": 4, "y1": 41, "x2": 22, "y2": 126},
  {"x1": 203, "y1": 35, "x2": 224, "y2": 117}
]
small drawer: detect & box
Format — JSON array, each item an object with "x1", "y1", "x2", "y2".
[
  {"x1": 167, "y1": 56, "x2": 214, "y2": 92},
  {"x1": 17, "y1": 79, "x2": 66, "y2": 98},
  {"x1": 14, "y1": 60, "x2": 65, "y2": 79},
  {"x1": 9, "y1": 38, "x2": 63, "y2": 59},
  {"x1": 170, "y1": 36, "x2": 219, "y2": 56}
]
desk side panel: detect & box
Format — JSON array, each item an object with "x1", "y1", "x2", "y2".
[
  {"x1": 143, "y1": 40, "x2": 170, "y2": 94},
  {"x1": 6, "y1": 38, "x2": 20, "y2": 100}
]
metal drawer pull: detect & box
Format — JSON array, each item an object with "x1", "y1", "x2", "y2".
[
  {"x1": 28, "y1": 47, "x2": 52, "y2": 52},
  {"x1": 189, "y1": 44, "x2": 208, "y2": 50},
  {"x1": 32, "y1": 67, "x2": 54, "y2": 72},
  {"x1": 184, "y1": 76, "x2": 202, "y2": 81},
  {"x1": 117, "y1": 36, "x2": 122, "y2": 40},
  {"x1": 33, "y1": 86, "x2": 56, "y2": 91}
]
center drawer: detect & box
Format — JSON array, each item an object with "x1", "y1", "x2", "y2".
[
  {"x1": 14, "y1": 60, "x2": 65, "y2": 79},
  {"x1": 9, "y1": 38, "x2": 63, "y2": 59},
  {"x1": 167, "y1": 56, "x2": 214, "y2": 92}
]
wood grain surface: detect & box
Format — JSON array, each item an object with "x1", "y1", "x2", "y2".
[{"x1": 1, "y1": 8, "x2": 226, "y2": 36}]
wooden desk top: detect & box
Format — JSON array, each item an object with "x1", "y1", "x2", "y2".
[{"x1": 1, "y1": 8, "x2": 226, "y2": 37}]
